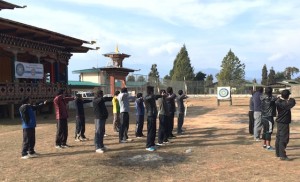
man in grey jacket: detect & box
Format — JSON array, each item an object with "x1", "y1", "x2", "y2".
[{"x1": 252, "y1": 87, "x2": 263, "y2": 141}]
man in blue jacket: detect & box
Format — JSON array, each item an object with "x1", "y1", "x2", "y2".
[{"x1": 19, "y1": 96, "x2": 47, "y2": 159}]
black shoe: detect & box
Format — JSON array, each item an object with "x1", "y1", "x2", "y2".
[
  {"x1": 280, "y1": 157, "x2": 290, "y2": 161},
  {"x1": 169, "y1": 134, "x2": 176, "y2": 138}
]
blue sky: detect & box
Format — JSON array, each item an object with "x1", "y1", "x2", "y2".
[{"x1": 2, "y1": 0, "x2": 300, "y2": 81}]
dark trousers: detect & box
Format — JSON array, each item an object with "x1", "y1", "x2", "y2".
[
  {"x1": 75, "y1": 116, "x2": 86, "y2": 138},
  {"x1": 56, "y1": 119, "x2": 68, "y2": 146},
  {"x1": 158, "y1": 114, "x2": 168, "y2": 144},
  {"x1": 168, "y1": 112, "x2": 175, "y2": 137},
  {"x1": 177, "y1": 113, "x2": 184, "y2": 134},
  {"x1": 146, "y1": 115, "x2": 157, "y2": 148},
  {"x1": 22, "y1": 128, "x2": 36, "y2": 156},
  {"x1": 248, "y1": 111, "x2": 254, "y2": 135},
  {"x1": 275, "y1": 123, "x2": 290, "y2": 158},
  {"x1": 119, "y1": 112, "x2": 129, "y2": 141},
  {"x1": 94, "y1": 119, "x2": 106, "y2": 149},
  {"x1": 261, "y1": 116, "x2": 274, "y2": 141},
  {"x1": 136, "y1": 115, "x2": 144, "y2": 137}
]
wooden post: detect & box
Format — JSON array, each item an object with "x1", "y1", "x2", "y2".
[{"x1": 9, "y1": 103, "x2": 14, "y2": 120}]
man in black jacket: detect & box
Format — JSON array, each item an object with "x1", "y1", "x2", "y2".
[
  {"x1": 74, "y1": 94, "x2": 92, "y2": 141},
  {"x1": 275, "y1": 89, "x2": 296, "y2": 160},
  {"x1": 166, "y1": 87, "x2": 177, "y2": 138},
  {"x1": 260, "y1": 87, "x2": 277, "y2": 150},
  {"x1": 177, "y1": 90, "x2": 188, "y2": 135},
  {"x1": 144, "y1": 86, "x2": 161, "y2": 151},
  {"x1": 93, "y1": 90, "x2": 111, "y2": 153}
]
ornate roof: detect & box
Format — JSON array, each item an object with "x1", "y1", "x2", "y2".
[{"x1": 0, "y1": 0, "x2": 25, "y2": 10}]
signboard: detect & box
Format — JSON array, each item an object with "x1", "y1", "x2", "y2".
[
  {"x1": 15, "y1": 61, "x2": 44, "y2": 79},
  {"x1": 217, "y1": 87, "x2": 231, "y2": 100}
]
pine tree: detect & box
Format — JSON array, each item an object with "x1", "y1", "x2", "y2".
[
  {"x1": 170, "y1": 45, "x2": 195, "y2": 81},
  {"x1": 136, "y1": 75, "x2": 146, "y2": 82},
  {"x1": 205, "y1": 74, "x2": 214, "y2": 86},
  {"x1": 194, "y1": 71, "x2": 206, "y2": 81},
  {"x1": 127, "y1": 75, "x2": 135, "y2": 82},
  {"x1": 148, "y1": 64, "x2": 160, "y2": 84},
  {"x1": 216, "y1": 49, "x2": 245, "y2": 86},
  {"x1": 261, "y1": 64, "x2": 268, "y2": 85},
  {"x1": 268, "y1": 67, "x2": 276, "y2": 85}
]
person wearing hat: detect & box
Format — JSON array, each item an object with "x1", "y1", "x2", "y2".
[
  {"x1": 93, "y1": 90, "x2": 112, "y2": 153},
  {"x1": 53, "y1": 89, "x2": 75, "y2": 149},
  {"x1": 74, "y1": 93, "x2": 92, "y2": 141},
  {"x1": 275, "y1": 89, "x2": 296, "y2": 161},
  {"x1": 19, "y1": 96, "x2": 47, "y2": 159}
]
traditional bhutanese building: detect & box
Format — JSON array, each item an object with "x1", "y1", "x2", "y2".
[{"x1": 0, "y1": 1, "x2": 93, "y2": 119}]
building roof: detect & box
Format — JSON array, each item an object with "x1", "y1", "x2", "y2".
[
  {"x1": 73, "y1": 67, "x2": 136, "y2": 74},
  {"x1": 103, "y1": 52, "x2": 130, "y2": 58},
  {"x1": 68, "y1": 80, "x2": 104, "y2": 87},
  {"x1": 0, "y1": 0, "x2": 24, "y2": 10},
  {"x1": 0, "y1": 17, "x2": 92, "y2": 53}
]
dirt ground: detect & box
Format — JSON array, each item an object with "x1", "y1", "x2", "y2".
[{"x1": 0, "y1": 96, "x2": 300, "y2": 182}]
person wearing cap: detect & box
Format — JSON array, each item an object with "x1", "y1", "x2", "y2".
[
  {"x1": 74, "y1": 93, "x2": 92, "y2": 141},
  {"x1": 93, "y1": 90, "x2": 112, "y2": 153},
  {"x1": 260, "y1": 87, "x2": 277, "y2": 151},
  {"x1": 19, "y1": 96, "x2": 47, "y2": 159},
  {"x1": 53, "y1": 89, "x2": 75, "y2": 149},
  {"x1": 275, "y1": 89, "x2": 296, "y2": 161}
]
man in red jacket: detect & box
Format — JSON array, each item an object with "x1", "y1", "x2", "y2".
[{"x1": 53, "y1": 89, "x2": 74, "y2": 149}]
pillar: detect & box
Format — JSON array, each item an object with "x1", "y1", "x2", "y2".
[
  {"x1": 12, "y1": 51, "x2": 18, "y2": 82},
  {"x1": 121, "y1": 79, "x2": 126, "y2": 88},
  {"x1": 9, "y1": 103, "x2": 14, "y2": 120},
  {"x1": 110, "y1": 75, "x2": 115, "y2": 95},
  {"x1": 50, "y1": 60, "x2": 55, "y2": 84},
  {"x1": 55, "y1": 61, "x2": 60, "y2": 82}
]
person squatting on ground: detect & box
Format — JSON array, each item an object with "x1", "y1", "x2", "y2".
[
  {"x1": 166, "y1": 87, "x2": 177, "y2": 138},
  {"x1": 252, "y1": 87, "x2": 263, "y2": 141},
  {"x1": 275, "y1": 89, "x2": 296, "y2": 161},
  {"x1": 53, "y1": 89, "x2": 74, "y2": 149},
  {"x1": 176, "y1": 90, "x2": 188, "y2": 135},
  {"x1": 135, "y1": 93, "x2": 145, "y2": 138},
  {"x1": 74, "y1": 93, "x2": 92, "y2": 141},
  {"x1": 260, "y1": 87, "x2": 277, "y2": 150},
  {"x1": 112, "y1": 91, "x2": 120, "y2": 133},
  {"x1": 248, "y1": 90, "x2": 255, "y2": 135},
  {"x1": 157, "y1": 89, "x2": 169, "y2": 145},
  {"x1": 144, "y1": 86, "x2": 161, "y2": 151},
  {"x1": 19, "y1": 96, "x2": 47, "y2": 159},
  {"x1": 118, "y1": 87, "x2": 131, "y2": 143},
  {"x1": 93, "y1": 90, "x2": 111, "y2": 153}
]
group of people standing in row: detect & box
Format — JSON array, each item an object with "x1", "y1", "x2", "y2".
[
  {"x1": 19, "y1": 86, "x2": 188, "y2": 158},
  {"x1": 248, "y1": 87, "x2": 296, "y2": 161}
]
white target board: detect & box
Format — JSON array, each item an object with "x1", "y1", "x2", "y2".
[{"x1": 217, "y1": 87, "x2": 231, "y2": 100}]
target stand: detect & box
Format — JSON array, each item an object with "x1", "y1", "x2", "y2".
[{"x1": 217, "y1": 87, "x2": 232, "y2": 106}]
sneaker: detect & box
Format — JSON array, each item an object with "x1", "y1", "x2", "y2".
[
  {"x1": 146, "y1": 147, "x2": 156, "y2": 152},
  {"x1": 280, "y1": 157, "x2": 290, "y2": 161},
  {"x1": 21, "y1": 155, "x2": 30, "y2": 159},
  {"x1": 266, "y1": 146, "x2": 275, "y2": 151},
  {"x1": 136, "y1": 136, "x2": 143, "y2": 139},
  {"x1": 254, "y1": 138, "x2": 261, "y2": 142},
  {"x1": 55, "y1": 145, "x2": 62, "y2": 149},
  {"x1": 75, "y1": 138, "x2": 81, "y2": 142},
  {"x1": 169, "y1": 134, "x2": 176, "y2": 138},
  {"x1": 156, "y1": 143, "x2": 164, "y2": 146},
  {"x1": 126, "y1": 138, "x2": 133, "y2": 142},
  {"x1": 81, "y1": 137, "x2": 88, "y2": 141},
  {"x1": 104, "y1": 134, "x2": 108, "y2": 137},
  {"x1": 163, "y1": 140, "x2": 170, "y2": 144},
  {"x1": 120, "y1": 140, "x2": 127, "y2": 143},
  {"x1": 96, "y1": 149, "x2": 104, "y2": 153},
  {"x1": 101, "y1": 146, "x2": 108, "y2": 150},
  {"x1": 28, "y1": 153, "x2": 38, "y2": 158},
  {"x1": 262, "y1": 145, "x2": 267, "y2": 149},
  {"x1": 61, "y1": 144, "x2": 71, "y2": 148}
]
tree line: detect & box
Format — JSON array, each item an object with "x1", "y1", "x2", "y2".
[{"x1": 127, "y1": 44, "x2": 299, "y2": 87}]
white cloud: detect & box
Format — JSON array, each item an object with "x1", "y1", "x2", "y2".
[{"x1": 148, "y1": 42, "x2": 181, "y2": 56}]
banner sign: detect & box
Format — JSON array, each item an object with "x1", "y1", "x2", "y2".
[
  {"x1": 217, "y1": 87, "x2": 231, "y2": 100},
  {"x1": 15, "y1": 61, "x2": 44, "y2": 79}
]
